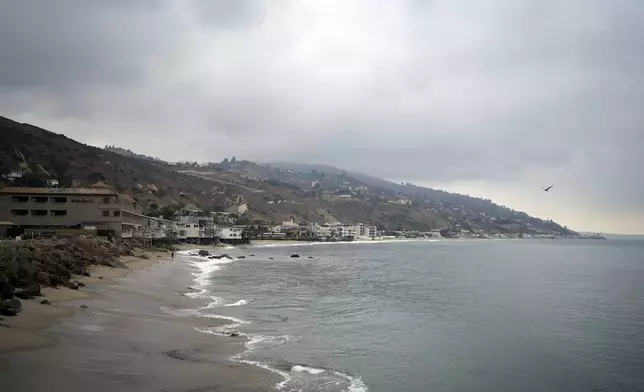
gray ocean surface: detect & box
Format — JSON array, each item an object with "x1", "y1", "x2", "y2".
[{"x1": 196, "y1": 239, "x2": 644, "y2": 392}]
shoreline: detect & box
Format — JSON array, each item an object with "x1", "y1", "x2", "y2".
[
  {"x1": 0, "y1": 245, "x2": 280, "y2": 391},
  {"x1": 0, "y1": 249, "x2": 171, "y2": 355}
]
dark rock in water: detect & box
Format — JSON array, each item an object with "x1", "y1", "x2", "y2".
[
  {"x1": 0, "y1": 276, "x2": 13, "y2": 299},
  {"x1": 14, "y1": 289, "x2": 31, "y2": 300},
  {"x1": 98, "y1": 276, "x2": 104, "y2": 280},
  {"x1": 83, "y1": 271, "x2": 92, "y2": 277},
  {"x1": 249, "y1": 254, "x2": 255, "y2": 257},
  {"x1": 0, "y1": 300, "x2": 18, "y2": 316},
  {"x1": 308, "y1": 256, "x2": 314, "y2": 259},
  {"x1": 208, "y1": 256, "x2": 216, "y2": 259},
  {"x1": 220, "y1": 254, "x2": 232, "y2": 259},
  {"x1": 68, "y1": 282, "x2": 80, "y2": 290},
  {"x1": 40, "y1": 299, "x2": 51, "y2": 305},
  {"x1": 290, "y1": 254, "x2": 300, "y2": 258},
  {"x1": 198, "y1": 250, "x2": 210, "y2": 256},
  {"x1": 269, "y1": 257, "x2": 274, "y2": 260},
  {"x1": 25, "y1": 283, "x2": 42, "y2": 297},
  {"x1": 165, "y1": 350, "x2": 187, "y2": 361},
  {"x1": 212, "y1": 255, "x2": 222, "y2": 259},
  {"x1": 80, "y1": 304, "x2": 88, "y2": 309},
  {"x1": 229, "y1": 331, "x2": 240, "y2": 337},
  {"x1": 77, "y1": 281, "x2": 86, "y2": 287},
  {"x1": 238, "y1": 256, "x2": 246, "y2": 259},
  {"x1": 189, "y1": 253, "x2": 198, "y2": 256}
]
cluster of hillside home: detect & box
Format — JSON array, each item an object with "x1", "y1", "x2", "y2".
[
  {"x1": 264, "y1": 220, "x2": 378, "y2": 241},
  {"x1": 0, "y1": 185, "x2": 244, "y2": 243}
]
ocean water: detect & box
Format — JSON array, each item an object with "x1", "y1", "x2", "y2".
[{"x1": 178, "y1": 239, "x2": 644, "y2": 392}]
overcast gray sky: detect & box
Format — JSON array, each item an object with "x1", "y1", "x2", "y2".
[{"x1": 1, "y1": 0, "x2": 643, "y2": 234}]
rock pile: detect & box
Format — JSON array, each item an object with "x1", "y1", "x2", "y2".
[{"x1": 0, "y1": 237, "x2": 157, "y2": 310}]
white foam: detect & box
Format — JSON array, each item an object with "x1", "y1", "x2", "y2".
[
  {"x1": 179, "y1": 251, "x2": 238, "y2": 309},
  {"x1": 250, "y1": 238, "x2": 438, "y2": 248},
  {"x1": 292, "y1": 365, "x2": 326, "y2": 375},
  {"x1": 224, "y1": 299, "x2": 248, "y2": 307},
  {"x1": 334, "y1": 371, "x2": 369, "y2": 392},
  {"x1": 237, "y1": 359, "x2": 292, "y2": 390},
  {"x1": 175, "y1": 250, "x2": 311, "y2": 392}
]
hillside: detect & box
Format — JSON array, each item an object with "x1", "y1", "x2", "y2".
[
  {"x1": 0, "y1": 116, "x2": 220, "y2": 210},
  {"x1": 0, "y1": 115, "x2": 575, "y2": 234}
]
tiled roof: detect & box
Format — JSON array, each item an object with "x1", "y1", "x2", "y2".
[{"x1": 0, "y1": 187, "x2": 118, "y2": 195}]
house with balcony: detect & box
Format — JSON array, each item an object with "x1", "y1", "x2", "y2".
[{"x1": 216, "y1": 226, "x2": 247, "y2": 244}]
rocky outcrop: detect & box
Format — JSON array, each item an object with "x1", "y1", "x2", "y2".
[
  {"x1": 0, "y1": 237, "x2": 157, "y2": 312},
  {"x1": 198, "y1": 250, "x2": 210, "y2": 257}
]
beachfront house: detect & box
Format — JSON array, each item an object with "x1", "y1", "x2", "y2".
[{"x1": 0, "y1": 186, "x2": 171, "y2": 239}]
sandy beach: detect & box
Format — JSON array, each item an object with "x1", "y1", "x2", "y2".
[{"x1": 0, "y1": 246, "x2": 278, "y2": 391}]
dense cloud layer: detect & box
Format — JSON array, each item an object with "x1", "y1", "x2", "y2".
[{"x1": 1, "y1": 0, "x2": 642, "y2": 233}]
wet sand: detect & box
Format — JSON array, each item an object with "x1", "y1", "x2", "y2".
[{"x1": 0, "y1": 248, "x2": 278, "y2": 391}]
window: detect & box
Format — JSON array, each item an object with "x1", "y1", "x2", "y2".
[
  {"x1": 103, "y1": 197, "x2": 111, "y2": 204},
  {"x1": 31, "y1": 210, "x2": 48, "y2": 217},
  {"x1": 51, "y1": 210, "x2": 67, "y2": 217},
  {"x1": 11, "y1": 196, "x2": 28, "y2": 203},
  {"x1": 179, "y1": 230, "x2": 186, "y2": 236},
  {"x1": 51, "y1": 197, "x2": 67, "y2": 204},
  {"x1": 113, "y1": 210, "x2": 121, "y2": 217},
  {"x1": 102, "y1": 210, "x2": 110, "y2": 217},
  {"x1": 11, "y1": 209, "x2": 28, "y2": 216},
  {"x1": 32, "y1": 197, "x2": 48, "y2": 203}
]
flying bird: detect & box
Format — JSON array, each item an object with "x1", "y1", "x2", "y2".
[{"x1": 542, "y1": 185, "x2": 554, "y2": 192}]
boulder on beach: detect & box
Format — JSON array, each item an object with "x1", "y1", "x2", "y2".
[
  {"x1": 290, "y1": 254, "x2": 300, "y2": 258},
  {"x1": 41, "y1": 299, "x2": 51, "y2": 305},
  {"x1": 0, "y1": 299, "x2": 20, "y2": 316},
  {"x1": 25, "y1": 283, "x2": 42, "y2": 297},
  {"x1": 80, "y1": 304, "x2": 88, "y2": 309},
  {"x1": 8, "y1": 299, "x2": 22, "y2": 312},
  {"x1": 238, "y1": 256, "x2": 246, "y2": 259},
  {"x1": 0, "y1": 276, "x2": 13, "y2": 299},
  {"x1": 14, "y1": 288, "x2": 31, "y2": 300},
  {"x1": 198, "y1": 250, "x2": 210, "y2": 257},
  {"x1": 68, "y1": 282, "x2": 80, "y2": 290}
]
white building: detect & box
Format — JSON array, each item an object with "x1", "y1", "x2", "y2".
[
  {"x1": 177, "y1": 222, "x2": 201, "y2": 239},
  {"x1": 176, "y1": 215, "x2": 215, "y2": 239},
  {"x1": 217, "y1": 226, "x2": 244, "y2": 240},
  {"x1": 308, "y1": 223, "x2": 333, "y2": 238},
  {"x1": 308, "y1": 222, "x2": 376, "y2": 239},
  {"x1": 281, "y1": 219, "x2": 299, "y2": 229}
]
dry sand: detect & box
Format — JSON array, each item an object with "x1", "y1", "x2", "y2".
[{"x1": 0, "y1": 248, "x2": 278, "y2": 391}]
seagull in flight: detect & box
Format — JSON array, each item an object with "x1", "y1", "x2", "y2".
[{"x1": 542, "y1": 185, "x2": 554, "y2": 192}]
